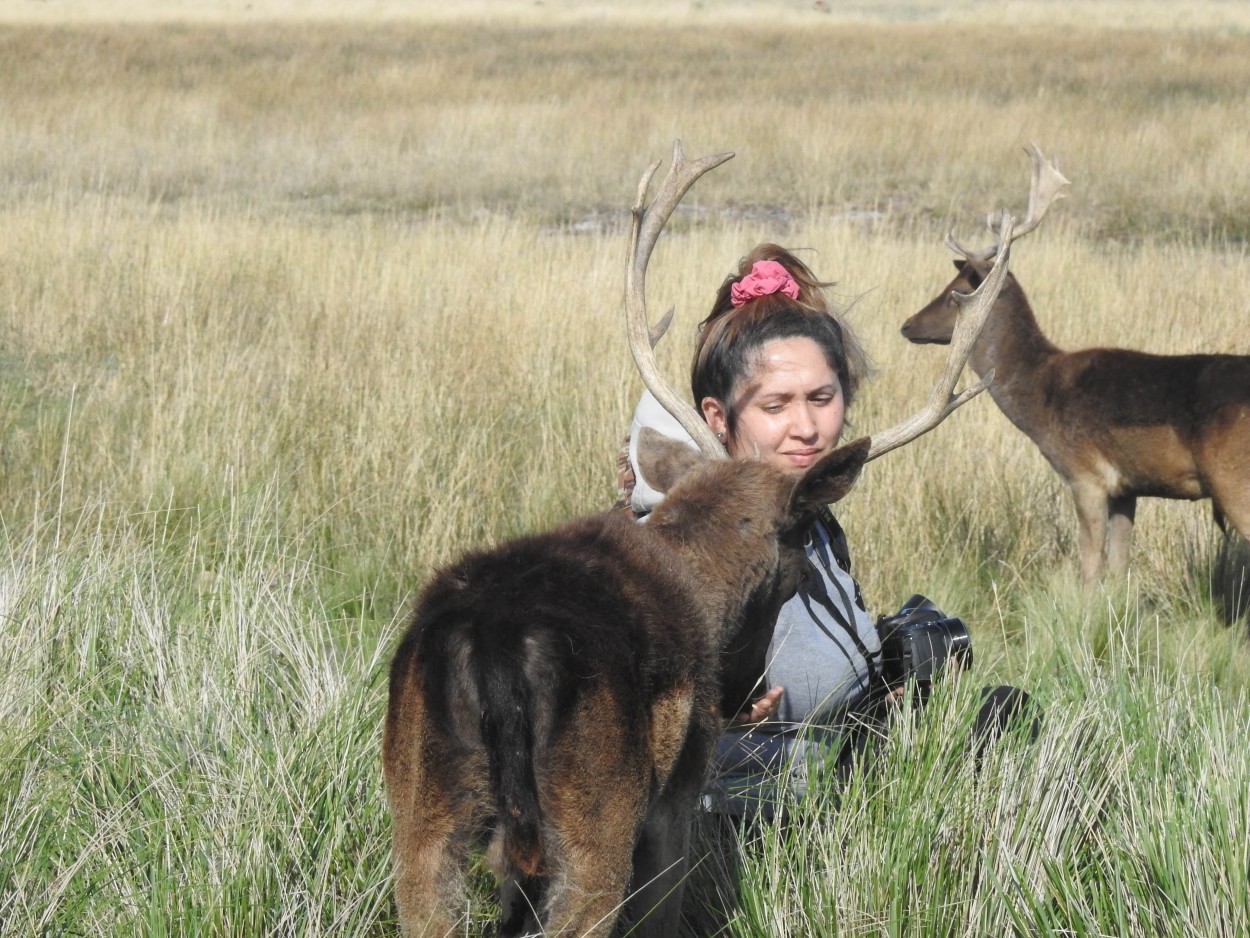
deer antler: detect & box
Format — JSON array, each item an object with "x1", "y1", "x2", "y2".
[
  {"x1": 626, "y1": 143, "x2": 1034, "y2": 468},
  {"x1": 946, "y1": 143, "x2": 1070, "y2": 262},
  {"x1": 865, "y1": 212, "x2": 1014, "y2": 461},
  {"x1": 626, "y1": 140, "x2": 734, "y2": 457}
]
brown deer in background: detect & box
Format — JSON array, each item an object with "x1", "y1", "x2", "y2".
[
  {"x1": 902, "y1": 144, "x2": 1250, "y2": 584},
  {"x1": 382, "y1": 142, "x2": 1019, "y2": 938}
]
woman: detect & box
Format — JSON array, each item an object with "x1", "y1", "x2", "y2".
[{"x1": 618, "y1": 244, "x2": 1031, "y2": 822}]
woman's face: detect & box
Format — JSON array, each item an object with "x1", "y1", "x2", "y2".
[{"x1": 700, "y1": 336, "x2": 845, "y2": 475}]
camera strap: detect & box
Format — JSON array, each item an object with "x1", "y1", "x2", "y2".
[
  {"x1": 796, "y1": 584, "x2": 869, "y2": 697},
  {"x1": 801, "y1": 524, "x2": 880, "y2": 689},
  {"x1": 816, "y1": 507, "x2": 867, "y2": 608}
]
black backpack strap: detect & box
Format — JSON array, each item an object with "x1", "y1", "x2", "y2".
[
  {"x1": 815, "y1": 507, "x2": 866, "y2": 613},
  {"x1": 798, "y1": 512, "x2": 879, "y2": 694},
  {"x1": 795, "y1": 585, "x2": 871, "y2": 697}
]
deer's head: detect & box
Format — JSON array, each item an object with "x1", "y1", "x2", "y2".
[{"x1": 902, "y1": 145, "x2": 1069, "y2": 348}]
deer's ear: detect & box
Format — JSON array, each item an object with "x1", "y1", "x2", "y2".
[
  {"x1": 635, "y1": 426, "x2": 706, "y2": 495},
  {"x1": 953, "y1": 258, "x2": 967, "y2": 272},
  {"x1": 787, "y1": 436, "x2": 870, "y2": 516}
]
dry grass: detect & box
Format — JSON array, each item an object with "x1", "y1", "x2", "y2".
[
  {"x1": 2, "y1": 11, "x2": 1249, "y2": 618},
  {"x1": 4, "y1": 16, "x2": 1250, "y2": 238}
]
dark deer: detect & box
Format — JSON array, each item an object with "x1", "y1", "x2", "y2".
[
  {"x1": 383, "y1": 142, "x2": 1016, "y2": 938},
  {"x1": 902, "y1": 144, "x2": 1250, "y2": 583}
]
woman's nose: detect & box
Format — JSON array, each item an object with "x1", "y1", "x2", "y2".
[{"x1": 791, "y1": 405, "x2": 817, "y2": 438}]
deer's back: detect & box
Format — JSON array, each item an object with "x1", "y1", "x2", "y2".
[
  {"x1": 392, "y1": 512, "x2": 714, "y2": 735},
  {"x1": 1027, "y1": 347, "x2": 1250, "y2": 498}
]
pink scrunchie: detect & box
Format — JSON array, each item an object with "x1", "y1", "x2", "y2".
[{"x1": 730, "y1": 260, "x2": 801, "y2": 308}]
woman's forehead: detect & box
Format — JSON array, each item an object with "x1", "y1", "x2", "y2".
[{"x1": 739, "y1": 337, "x2": 840, "y2": 391}]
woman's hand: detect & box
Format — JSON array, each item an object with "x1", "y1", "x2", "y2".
[{"x1": 729, "y1": 685, "x2": 784, "y2": 728}]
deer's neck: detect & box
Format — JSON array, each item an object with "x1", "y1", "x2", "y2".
[
  {"x1": 971, "y1": 277, "x2": 1060, "y2": 427},
  {"x1": 647, "y1": 496, "x2": 778, "y2": 647},
  {"x1": 672, "y1": 545, "x2": 770, "y2": 642}
]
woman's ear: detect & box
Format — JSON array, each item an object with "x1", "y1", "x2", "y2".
[{"x1": 701, "y1": 397, "x2": 728, "y2": 438}]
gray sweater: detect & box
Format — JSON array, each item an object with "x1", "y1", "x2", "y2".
[{"x1": 702, "y1": 513, "x2": 882, "y2": 816}]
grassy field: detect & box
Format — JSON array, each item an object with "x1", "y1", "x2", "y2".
[{"x1": 2, "y1": 3, "x2": 1250, "y2": 935}]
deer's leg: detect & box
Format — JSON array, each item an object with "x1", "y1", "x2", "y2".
[
  {"x1": 1070, "y1": 482, "x2": 1110, "y2": 584},
  {"x1": 623, "y1": 791, "x2": 696, "y2": 938},
  {"x1": 541, "y1": 823, "x2": 639, "y2": 938},
  {"x1": 540, "y1": 764, "x2": 650, "y2": 938},
  {"x1": 499, "y1": 875, "x2": 544, "y2": 938},
  {"x1": 1211, "y1": 490, "x2": 1250, "y2": 543},
  {"x1": 384, "y1": 673, "x2": 474, "y2": 938},
  {"x1": 541, "y1": 698, "x2": 649, "y2": 937},
  {"x1": 387, "y1": 781, "x2": 469, "y2": 938},
  {"x1": 1105, "y1": 495, "x2": 1137, "y2": 577}
]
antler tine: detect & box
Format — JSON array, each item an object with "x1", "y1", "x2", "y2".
[
  {"x1": 1007, "y1": 142, "x2": 1070, "y2": 241},
  {"x1": 649, "y1": 307, "x2": 675, "y2": 349},
  {"x1": 948, "y1": 143, "x2": 1070, "y2": 262},
  {"x1": 626, "y1": 140, "x2": 734, "y2": 456},
  {"x1": 865, "y1": 211, "x2": 1016, "y2": 461},
  {"x1": 944, "y1": 229, "x2": 994, "y2": 263}
]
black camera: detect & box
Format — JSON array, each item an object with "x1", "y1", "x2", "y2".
[{"x1": 876, "y1": 594, "x2": 973, "y2": 686}]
